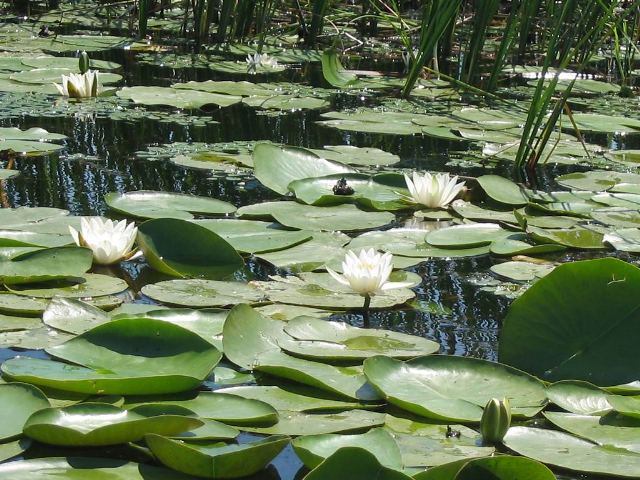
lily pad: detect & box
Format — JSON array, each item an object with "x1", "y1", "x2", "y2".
[
  {"x1": 117, "y1": 86, "x2": 242, "y2": 109},
  {"x1": 241, "y1": 410, "x2": 386, "y2": 435},
  {"x1": 141, "y1": 279, "x2": 264, "y2": 307},
  {"x1": 2, "y1": 318, "x2": 222, "y2": 395},
  {"x1": 253, "y1": 143, "x2": 354, "y2": 196},
  {"x1": 0, "y1": 247, "x2": 92, "y2": 285},
  {"x1": 137, "y1": 218, "x2": 244, "y2": 279},
  {"x1": 0, "y1": 457, "x2": 194, "y2": 479},
  {"x1": 292, "y1": 428, "x2": 402, "y2": 469},
  {"x1": 546, "y1": 381, "x2": 612, "y2": 415},
  {"x1": 8, "y1": 273, "x2": 128, "y2": 298},
  {"x1": 105, "y1": 190, "x2": 236, "y2": 219},
  {"x1": 280, "y1": 317, "x2": 439, "y2": 360},
  {"x1": 413, "y1": 455, "x2": 557, "y2": 480},
  {"x1": 500, "y1": 257, "x2": 640, "y2": 385},
  {"x1": 145, "y1": 433, "x2": 289, "y2": 479},
  {"x1": 426, "y1": 223, "x2": 510, "y2": 249},
  {"x1": 490, "y1": 261, "x2": 555, "y2": 282},
  {"x1": 0, "y1": 383, "x2": 50, "y2": 441},
  {"x1": 304, "y1": 447, "x2": 411, "y2": 480},
  {"x1": 363, "y1": 355, "x2": 546, "y2": 422},
  {"x1": 23, "y1": 403, "x2": 202, "y2": 446},
  {"x1": 503, "y1": 426, "x2": 640, "y2": 477}
]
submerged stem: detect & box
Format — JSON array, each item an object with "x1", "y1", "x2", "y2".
[{"x1": 362, "y1": 293, "x2": 371, "y2": 328}]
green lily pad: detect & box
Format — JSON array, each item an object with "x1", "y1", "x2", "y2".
[
  {"x1": 304, "y1": 447, "x2": 411, "y2": 480},
  {"x1": 347, "y1": 229, "x2": 491, "y2": 259},
  {"x1": 555, "y1": 170, "x2": 640, "y2": 191},
  {"x1": 193, "y1": 219, "x2": 312, "y2": 254},
  {"x1": 570, "y1": 113, "x2": 640, "y2": 133},
  {"x1": 0, "y1": 127, "x2": 66, "y2": 142},
  {"x1": 0, "y1": 438, "x2": 31, "y2": 463},
  {"x1": 23, "y1": 403, "x2": 202, "y2": 446},
  {"x1": 42, "y1": 297, "x2": 109, "y2": 335},
  {"x1": 413, "y1": 455, "x2": 557, "y2": 480},
  {"x1": 425, "y1": 223, "x2": 510, "y2": 249},
  {"x1": 451, "y1": 201, "x2": 518, "y2": 224},
  {"x1": 141, "y1": 279, "x2": 264, "y2": 307},
  {"x1": 253, "y1": 143, "x2": 354, "y2": 196},
  {"x1": 21, "y1": 56, "x2": 121, "y2": 70},
  {"x1": 544, "y1": 411, "x2": 640, "y2": 453},
  {"x1": 105, "y1": 190, "x2": 236, "y2": 219},
  {"x1": 476, "y1": 175, "x2": 532, "y2": 206},
  {"x1": 2, "y1": 318, "x2": 222, "y2": 395},
  {"x1": 117, "y1": 86, "x2": 242, "y2": 109},
  {"x1": 0, "y1": 313, "x2": 41, "y2": 332},
  {"x1": 591, "y1": 208, "x2": 640, "y2": 228},
  {"x1": 253, "y1": 272, "x2": 415, "y2": 309},
  {"x1": 292, "y1": 428, "x2": 402, "y2": 469},
  {"x1": 256, "y1": 231, "x2": 348, "y2": 272},
  {"x1": 546, "y1": 381, "x2": 612, "y2": 415},
  {"x1": 10, "y1": 68, "x2": 121, "y2": 85},
  {"x1": 138, "y1": 218, "x2": 243, "y2": 279},
  {"x1": 490, "y1": 261, "x2": 555, "y2": 282},
  {"x1": 0, "y1": 383, "x2": 50, "y2": 441},
  {"x1": 215, "y1": 385, "x2": 369, "y2": 412},
  {"x1": 0, "y1": 169, "x2": 18, "y2": 179},
  {"x1": 241, "y1": 410, "x2": 386, "y2": 435},
  {"x1": 280, "y1": 316, "x2": 439, "y2": 360},
  {"x1": 125, "y1": 391, "x2": 277, "y2": 426},
  {"x1": 527, "y1": 225, "x2": 605, "y2": 249},
  {"x1": 145, "y1": 433, "x2": 289, "y2": 479},
  {"x1": 608, "y1": 395, "x2": 640, "y2": 420},
  {"x1": 0, "y1": 457, "x2": 194, "y2": 479},
  {"x1": 385, "y1": 416, "x2": 493, "y2": 468},
  {"x1": 490, "y1": 236, "x2": 566, "y2": 256},
  {"x1": 0, "y1": 293, "x2": 121, "y2": 316},
  {"x1": 602, "y1": 228, "x2": 640, "y2": 252},
  {"x1": 174, "y1": 419, "x2": 239, "y2": 441},
  {"x1": 363, "y1": 355, "x2": 546, "y2": 422},
  {"x1": 500, "y1": 258, "x2": 640, "y2": 385},
  {"x1": 8, "y1": 273, "x2": 128, "y2": 298},
  {"x1": 503, "y1": 426, "x2": 640, "y2": 477},
  {"x1": 0, "y1": 247, "x2": 92, "y2": 285},
  {"x1": 310, "y1": 145, "x2": 400, "y2": 167}
]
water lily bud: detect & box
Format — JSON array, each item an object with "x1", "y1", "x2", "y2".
[
  {"x1": 480, "y1": 397, "x2": 511, "y2": 444},
  {"x1": 79, "y1": 51, "x2": 90, "y2": 74}
]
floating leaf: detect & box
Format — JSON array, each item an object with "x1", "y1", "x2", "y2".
[
  {"x1": 0, "y1": 383, "x2": 49, "y2": 441},
  {"x1": 105, "y1": 191, "x2": 236, "y2": 219}
]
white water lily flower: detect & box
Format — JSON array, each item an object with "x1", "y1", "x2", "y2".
[
  {"x1": 246, "y1": 53, "x2": 279, "y2": 74},
  {"x1": 404, "y1": 171, "x2": 466, "y2": 209},
  {"x1": 69, "y1": 217, "x2": 137, "y2": 265},
  {"x1": 54, "y1": 70, "x2": 99, "y2": 98},
  {"x1": 326, "y1": 249, "x2": 413, "y2": 296}
]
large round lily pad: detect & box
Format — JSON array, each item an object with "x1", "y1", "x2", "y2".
[
  {"x1": 363, "y1": 355, "x2": 546, "y2": 422},
  {"x1": 117, "y1": 86, "x2": 242, "y2": 109},
  {"x1": 499, "y1": 258, "x2": 640, "y2": 386},
  {"x1": 0, "y1": 457, "x2": 195, "y2": 479},
  {"x1": 23, "y1": 403, "x2": 202, "y2": 446},
  {"x1": 280, "y1": 317, "x2": 439, "y2": 360},
  {"x1": 503, "y1": 426, "x2": 640, "y2": 477},
  {"x1": 105, "y1": 191, "x2": 236, "y2": 219},
  {"x1": 253, "y1": 143, "x2": 354, "y2": 195},
  {"x1": 138, "y1": 218, "x2": 244, "y2": 279},
  {"x1": 0, "y1": 247, "x2": 92, "y2": 285},
  {"x1": 8, "y1": 273, "x2": 128, "y2": 299},
  {"x1": 2, "y1": 318, "x2": 222, "y2": 394},
  {"x1": 142, "y1": 279, "x2": 264, "y2": 307},
  {"x1": 145, "y1": 433, "x2": 289, "y2": 479},
  {"x1": 0, "y1": 383, "x2": 50, "y2": 441},
  {"x1": 304, "y1": 447, "x2": 411, "y2": 480}
]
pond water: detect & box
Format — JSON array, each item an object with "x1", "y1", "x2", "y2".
[{"x1": 0, "y1": 21, "x2": 639, "y2": 480}]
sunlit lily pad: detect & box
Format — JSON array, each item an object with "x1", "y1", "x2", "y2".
[
  {"x1": 241, "y1": 410, "x2": 386, "y2": 435},
  {"x1": 490, "y1": 261, "x2": 555, "y2": 282},
  {"x1": 0, "y1": 247, "x2": 92, "y2": 285},
  {"x1": 413, "y1": 455, "x2": 557, "y2": 480},
  {"x1": 145, "y1": 433, "x2": 289, "y2": 479},
  {"x1": 117, "y1": 86, "x2": 242, "y2": 109},
  {"x1": 0, "y1": 457, "x2": 194, "y2": 479},
  {"x1": 2, "y1": 318, "x2": 222, "y2": 394},
  {"x1": 253, "y1": 143, "x2": 354, "y2": 195},
  {"x1": 141, "y1": 279, "x2": 264, "y2": 307},
  {"x1": 310, "y1": 145, "x2": 400, "y2": 167},
  {"x1": 8, "y1": 273, "x2": 128, "y2": 298},
  {"x1": 138, "y1": 218, "x2": 244, "y2": 279},
  {"x1": 42, "y1": 297, "x2": 109, "y2": 334},
  {"x1": 10, "y1": 68, "x2": 121, "y2": 85},
  {"x1": 280, "y1": 316, "x2": 439, "y2": 360},
  {"x1": 546, "y1": 381, "x2": 612, "y2": 415},
  {"x1": 363, "y1": 355, "x2": 546, "y2": 422},
  {"x1": 237, "y1": 201, "x2": 395, "y2": 232},
  {"x1": 503, "y1": 426, "x2": 640, "y2": 477},
  {"x1": 426, "y1": 223, "x2": 510, "y2": 248},
  {"x1": 215, "y1": 385, "x2": 369, "y2": 412},
  {"x1": 303, "y1": 447, "x2": 410, "y2": 480},
  {"x1": 23, "y1": 403, "x2": 202, "y2": 446},
  {"x1": 256, "y1": 231, "x2": 348, "y2": 272},
  {"x1": 194, "y1": 219, "x2": 312, "y2": 254},
  {"x1": 555, "y1": 170, "x2": 640, "y2": 191},
  {"x1": 105, "y1": 190, "x2": 236, "y2": 219},
  {"x1": 527, "y1": 225, "x2": 605, "y2": 249},
  {"x1": 125, "y1": 391, "x2": 277, "y2": 426},
  {"x1": 292, "y1": 428, "x2": 402, "y2": 469},
  {"x1": 0, "y1": 383, "x2": 49, "y2": 441}
]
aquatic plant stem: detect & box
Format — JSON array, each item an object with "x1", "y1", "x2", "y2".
[{"x1": 363, "y1": 293, "x2": 371, "y2": 328}]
